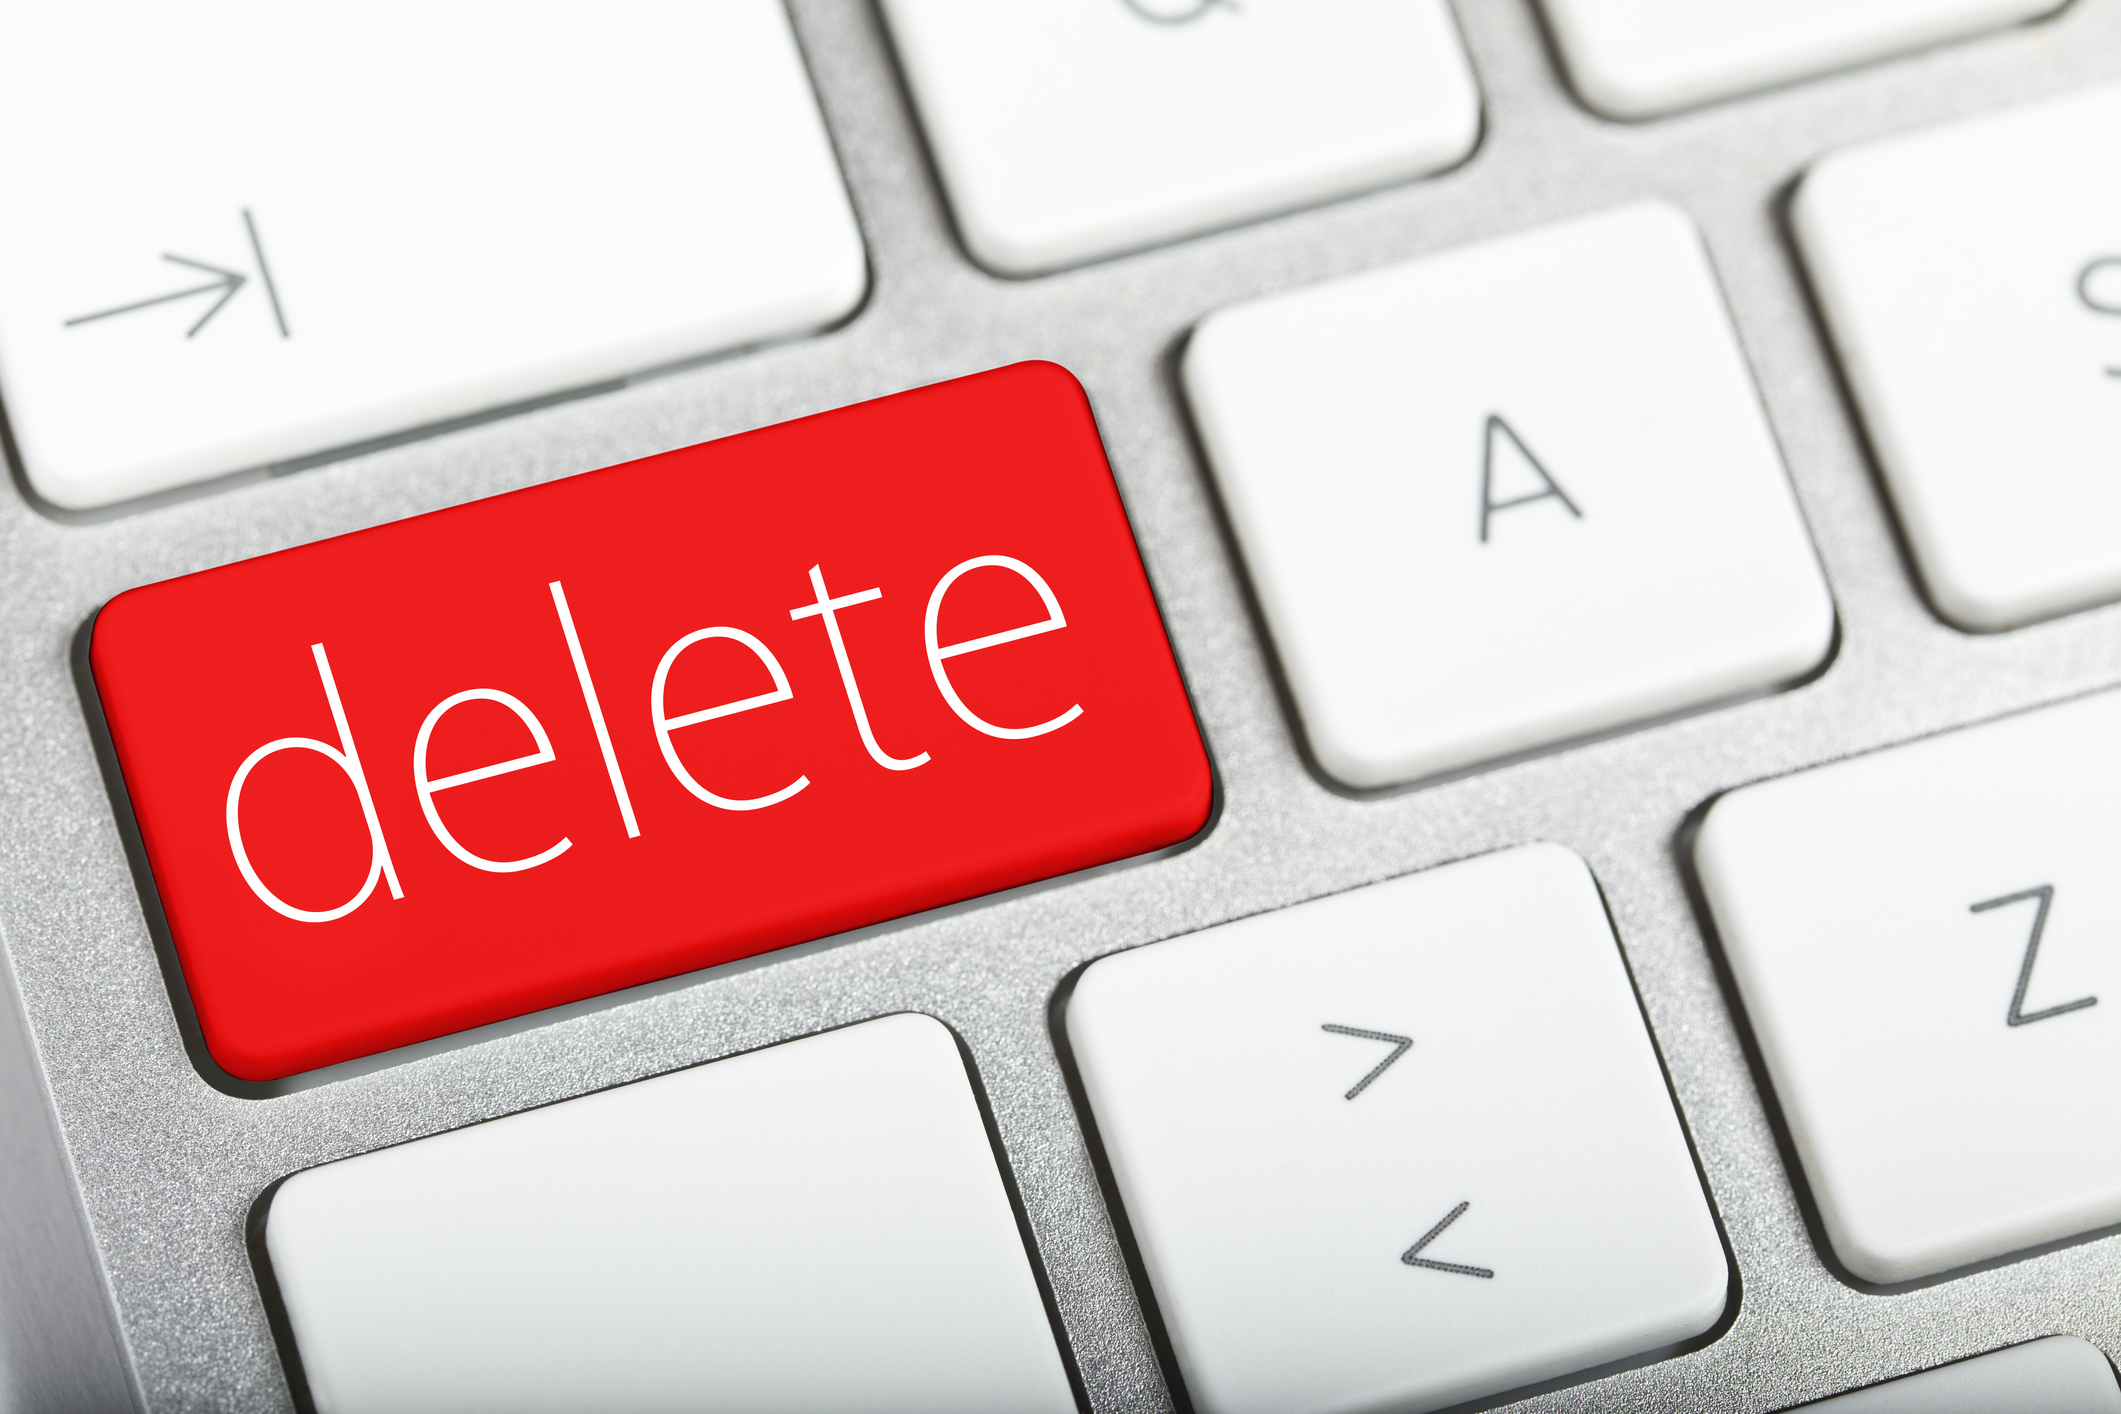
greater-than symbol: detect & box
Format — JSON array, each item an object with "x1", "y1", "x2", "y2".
[
  {"x1": 1401, "y1": 1200, "x2": 1493, "y2": 1279},
  {"x1": 64, "y1": 208, "x2": 289, "y2": 339},
  {"x1": 1320, "y1": 1023, "x2": 1411, "y2": 1100}
]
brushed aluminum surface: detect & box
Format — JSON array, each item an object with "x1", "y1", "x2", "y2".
[{"x1": 3, "y1": 1, "x2": 2120, "y2": 1408}]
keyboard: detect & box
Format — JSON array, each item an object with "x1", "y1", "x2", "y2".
[{"x1": 6, "y1": 1, "x2": 2121, "y2": 1410}]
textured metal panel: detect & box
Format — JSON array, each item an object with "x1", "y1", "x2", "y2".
[{"x1": 1, "y1": 1, "x2": 2118, "y2": 1408}]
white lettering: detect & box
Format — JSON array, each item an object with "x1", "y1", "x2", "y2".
[
  {"x1": 924, "y1": 556, "x2": 1083, "y2": 740},
  {"x1": 225, "y1": 643, "x2": 403, "y2": 923},
  {"x1": 650, "y1": 629, "x2": 809, "y2": 811},
  {"x1": 789, "y1": 564, "x2": 930, "y2": 771},
  {"x1": 412, "y1": 690, "x2": 572, "y2": 872},
  {"x1": 549, "y1": 580, "x2": 641, "y2": 838}
]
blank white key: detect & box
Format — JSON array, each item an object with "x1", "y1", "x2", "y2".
[
  {"x1": 1796, "y1": 82, "x2": 2121, "y2": 631},
  {"x1": 1185, "y1": 202, "x2": 1833, "y2": 789},
  {"x1": 1067, "y1": 844, "x2": 1727, "y2": 1414},
  {"x1": 879, "y1": 0, "x2": 1479, "y2": 276},
  {"x1": 1540, "y1": 0, "x2": 2063, "y2": 120},
  {"x1": 263, "y1": 1014, "x2": 1075, "y2": 1414},
  {"x1": 1696, "y1": 690, "x2": 2121, "y2": 1284},
  {"x1": 0, "y1": 2, "x2": 866, "y2": 511},
  {"x1": 1798, "y1": 1336, "x2": 2121, "y2": 1412}
]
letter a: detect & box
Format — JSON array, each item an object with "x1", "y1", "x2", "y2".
[{"x1": 1478, "y1": 414, "x2": 1582, "y2": 543}]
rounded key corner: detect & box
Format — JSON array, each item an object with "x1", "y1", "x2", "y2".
[
  {"x1": 1916, "y1": 562, "x2": 2095, "y2": 635},
  {"x1": 1560, "y1": 79, "x2": 1674, "y2": 127},
  {"x1": 19, "y1": 461, "x2": 100, "y2": 516},
  {"x1": 1548, "y1": 62, "x2": 1735, "y2": 126},
  {"x1": 1309, "y1": 734, "x2": 1405, "y2": 795},
  {"x1": 1621, "y1": 197, "x2": 1716, "y2": 260},
  {"x1": 191, "y1": 1007, "x2": 339, "y2": 1087},
  {"x1": 1760, "y1": 580, "x2": 1841, "y2": 691},
  {"x1": 953, "y1": 209, "x2": 1076, "y2": 282},
  {"x1": 1687, "y1": 786, "x2": 1765, "y2": 890},
  {"x1": 795, "y1": 1011, "x2": 987, "y2": 1090},
  {"x1": 1686, "y1": 789, "x2": 1732, "y2": 859},
  {"x1": 8, "y1": 426, "x2": 143, "y2": 513},
  {"x1": 1177, "y1": 308, "x2": 1259, "y2": 416},
  {"x1": 208, "y1": 1038, "x2": 302, "y2": 1088},
  {"x1": 1820, "y1": 1210, "x2": 1945, "y2": 1289},
  {"x1": 1313, "y1": 735, "x2": 1477, "y2": 797},
  {"x1": 1676, "y1": 1234, "x2": 1737, "y2": 1333},
  {"x1": 817, "y1": 241, "x2": 875, "y2": 325},
  {"x1": 1061, "y1": 939, "x2": 1136, "y2": 1019},
  {"x1": 1404, "y1": 81, "x2": 1485, "y2": 186},
  {"x1": 1466, "y1": 843, "x2": 1616, "y2": 932},
  {"x1": 999, "y1": 356, "x2": 1093, "y2": 402},
  {"x1": 772, "y1": 246, "x2": 874, "y2": 348},
  {"x1": 1510, "y1": 838, "x2": 1599, "y2": 884},
  {"x1": 1788, "y1": 146, "x2": 1850, "y2": 217},
  {"x1": 1613, "y1": 1247, "x2": 1735, "y2": 1381},
  {"x1": 256, "y1": 1162, "x2": 311, "y2": 1229},
  {"x1": 1544, "y1": 0, "x2": 2076, "y2": 126},
  {"x1": 1178, "y1": 306, "x2": 1231, "y2": 369},
  {"x1": 1533, "y1": 3, "x2": 1682, "y2": 123},
  {"x1": 1787, "y1": 152, "x2": 1883, "y2": 274},
  {"x1": 81, "y1": 595, "x2": 124, "y2": 668},
  {"x1": 1299, "y1": 701, "x2": 1492, "y2": 795},
  {"x1": 1541, "y1": 50, "x2": 1673, "y2": 126},
  {"x1": 253, "y1": 1163, "x2": 336, "y2": 1297},
  {"x1": 1817, "y1": 1192, "x2": 2085, "y2": 1288},
  {"x1": 83, "y1": 584, "x2": 166, "y2": 664},
  {"x1": 1924, "y1": 580, "x2": 2024, "y2": 636},
  {"x1": 1438, "y1": 84, "x2": 1486, "y2": 164},
  {"x1": 865, "y1": 1007, "x2": 964, "y2": 1054}
]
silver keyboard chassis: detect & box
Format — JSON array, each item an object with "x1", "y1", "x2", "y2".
[{"x1": 4, "y1": 2, "x2": 2121, "y2": 1409}]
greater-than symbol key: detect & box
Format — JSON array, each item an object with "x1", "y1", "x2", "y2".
[
  {"x1": 1320, "y1": 1023, "x2": 1411, "y2": 1100},
  {"x1": 1401, "y1": 1200, "x2": 1493, "y2": 1279}
]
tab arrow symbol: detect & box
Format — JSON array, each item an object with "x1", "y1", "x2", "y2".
[
  {"x1": 67, "y1": 254, "x2": 247, "y2": 337},
  {"x1": 65, "y1": 208, "x2": 288, "y2": 339},
  {"x1": 1401, "y1": 1201, "x2": 1493, "y2": 1279},
  {"x1": 1321, "y1": 1023, "x2": 1411, "y2": 1099}
]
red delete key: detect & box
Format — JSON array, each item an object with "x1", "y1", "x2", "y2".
[{"x1": 92, "y1": 363, "x2": 1211, "y2": 1081}]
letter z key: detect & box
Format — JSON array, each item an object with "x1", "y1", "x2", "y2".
[{"x1": 91, "y1": 362, "x2": 1212, "y2": 1082}]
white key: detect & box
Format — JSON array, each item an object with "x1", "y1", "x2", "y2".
[
  {"x1": 263, "y1": 1014, "x2": 1075, "y2": 1414},
  {"x1": 0, "y1": 2, "x2": 866, "y2": 511},
  {"x1": 1539, "y1": 0, "x2": 2063, "y2": 120},
  {"x1": 1796, "y1": 81, "x2": 2121, "y2": 631},
  {"x1": 1798, "y1": 1336, "x2": 2121, "y2": 1412},
  {"x1": 1066, "y1": 844, "x2": 1727, "y2": 1414},
  {"x1": 1696, "y1": 690, "x2": 2121, "y2": 1284},
  {"x1": 1184, "y1": 202, "x2": 1832, "y2": 789},
  {"x1": 878, "y1": 0, "x2": 1479, "y2": 276}
]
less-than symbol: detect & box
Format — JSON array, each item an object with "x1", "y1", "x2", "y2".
[
  {"x1": 66, "y1": 208, "x2": 289, "y2": 339},
  {"x1": 1971, "y1": 884, "x2": 2097, "y2": 1027},
  {"x1": 1479, "y1": 413, "x2": 1581, "y2": 542},
  {"x1": 1320, "y1": 1023, "x2": 1411, "y2": 1100},
  {"x1": 1401, "y1": 1201, "x2": 1493, "y2": 1278}
]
